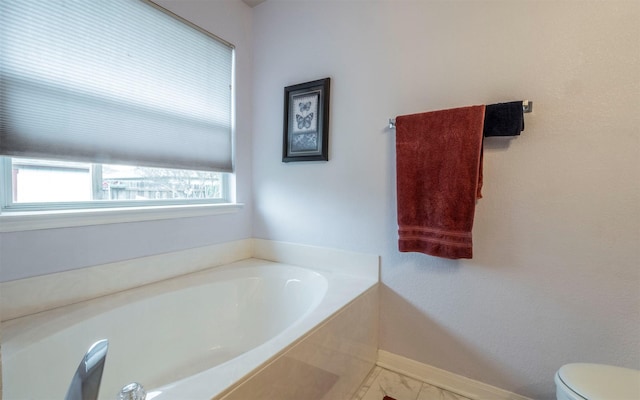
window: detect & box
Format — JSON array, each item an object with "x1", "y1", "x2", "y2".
[
  {"x1": 0, "y1": 0, "x2": 235, "y2": 214},
  {"x1": 2, "y1": 157, "x2": 226, "y2": 211}
]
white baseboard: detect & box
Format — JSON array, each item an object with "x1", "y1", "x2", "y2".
[{"x1": 377, "y1": 350, "x2": 533, "y2": 400}]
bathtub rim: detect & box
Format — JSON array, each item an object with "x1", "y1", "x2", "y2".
[
  {"x1": 1, "y1": 238, "x2": 380, "y2": 322},
  {"x1": 0, "y1": 259, "x2": 331, "y2": 352}
]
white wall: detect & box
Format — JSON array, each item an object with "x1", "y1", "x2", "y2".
[
  {"x1": 1, "y1": 1, "x2": 638, "y2": 398},
  {"x1": 0, "y1": 0, "x2": 254, "y2": 282},
  {"x1": 251, "y1": 1, "x2": 639, "y2": 399}
]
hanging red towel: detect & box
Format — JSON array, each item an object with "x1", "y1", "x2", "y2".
[{"x1": 395, "y1": 105, "x2": 485, "y2": 259}]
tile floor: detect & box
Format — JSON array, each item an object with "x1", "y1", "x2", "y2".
[{"x1": 352, "y1": 366, "x2": 472, "y2": 400}]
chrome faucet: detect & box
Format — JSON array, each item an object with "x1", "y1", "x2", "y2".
[{"x1": 65, "y1": 339, "x2": 109, "y2": 400}]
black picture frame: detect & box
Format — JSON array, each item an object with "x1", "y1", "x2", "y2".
[{"x1": 282, "y1": 77, "x2": 330, "y2": 162}]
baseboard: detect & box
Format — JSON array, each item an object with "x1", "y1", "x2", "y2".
[{"x1": 377, "y1": 350, "x2": 533, "y2": 400}]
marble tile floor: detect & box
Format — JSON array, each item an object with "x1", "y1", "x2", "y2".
[{"x1": 352, "y1": 366, "x2": 472, "y2": 400}]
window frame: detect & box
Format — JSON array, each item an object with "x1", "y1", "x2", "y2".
[
  {"x1": 0, "y1": 156, "x2": 242, "y2": 232},
  {"x1": 0, "y1": 157, "x2": 232, "y2": 213}
]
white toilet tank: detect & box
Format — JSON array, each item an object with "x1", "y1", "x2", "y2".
[{"x1": 555, "y1": 363, "x2": 640, "y2": 400}]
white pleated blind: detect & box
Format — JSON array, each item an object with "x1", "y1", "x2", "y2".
[{"x1": 0, "y1": 0, "x2": 234, "y2": 172}]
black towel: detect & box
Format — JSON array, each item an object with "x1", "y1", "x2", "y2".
[{"x1": 483, "y1": 101, "x2": 524, "y2": 137}]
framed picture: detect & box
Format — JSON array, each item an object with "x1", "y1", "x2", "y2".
[{"x1": 282, "y1": 77, "x2": 330, "y2": 162}]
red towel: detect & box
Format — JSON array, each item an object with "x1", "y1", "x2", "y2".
[{"x1": 395, "y1": 105, "x2": 485, "y2": 259}]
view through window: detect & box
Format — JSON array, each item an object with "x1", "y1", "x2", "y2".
[{"x1": 5, "y1": 157, "x2": 225, "y2": 208}]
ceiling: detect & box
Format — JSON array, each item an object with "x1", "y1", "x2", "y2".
[{"x1": 242, "y1": 0, "x2": 265, "y2": 7}]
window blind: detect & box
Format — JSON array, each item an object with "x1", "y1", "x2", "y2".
[{"x1": 0, "y1": 0, "x2": 234, "y2": 172}]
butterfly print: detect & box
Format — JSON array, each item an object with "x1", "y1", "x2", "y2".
[
  {"x1": 296, "y1": 112, "x2": 314, "y2": 129},
  {"x1": 299, "y1": 101, "x2": 312, "y2": 112}
]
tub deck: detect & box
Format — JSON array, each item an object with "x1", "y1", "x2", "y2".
[{"x1": 2, "y1": 255, "x2": 378, "y2": 400}]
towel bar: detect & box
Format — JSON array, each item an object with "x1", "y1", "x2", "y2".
[{"x1": 388, "y1": 100, "x2": 532, "y2": 129}]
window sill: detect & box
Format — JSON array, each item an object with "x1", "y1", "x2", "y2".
[{"x1": 0, "y1": 203, "x2": 244, "y2": 232}]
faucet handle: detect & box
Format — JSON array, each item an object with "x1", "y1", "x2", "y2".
[{"x1": 117, "y1": 382, "x2": 146, "y2": 400}]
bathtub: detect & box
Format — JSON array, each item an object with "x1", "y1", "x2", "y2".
[{"x1": 1, "y1": 256, "x2": 378, "y2": 400}]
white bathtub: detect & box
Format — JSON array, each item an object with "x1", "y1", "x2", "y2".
[{"x1": 2, "y1": 257, "x2": 378, "y2": 400}]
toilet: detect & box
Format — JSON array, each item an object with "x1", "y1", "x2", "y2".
[{"x1": 555, "y1": 363, "x2": 640, "y2": 400}]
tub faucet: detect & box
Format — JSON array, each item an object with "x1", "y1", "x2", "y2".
[{"x1": 65, "y1": 339, "x2": 109, "y2": 400}]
